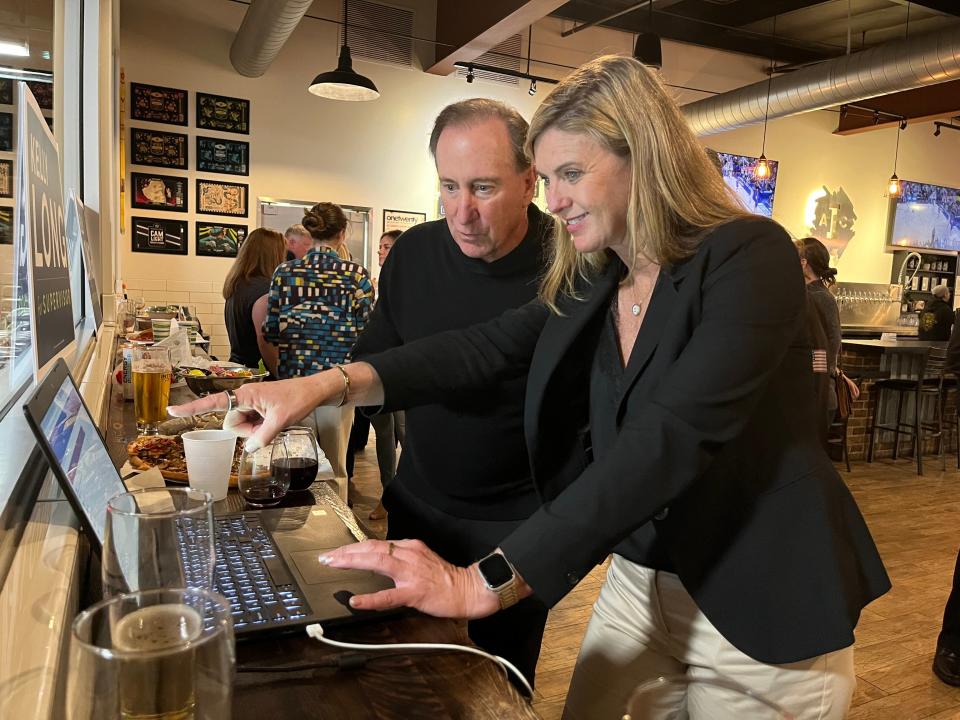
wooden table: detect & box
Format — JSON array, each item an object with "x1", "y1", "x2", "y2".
[{"x1": 103, "y1": 377, "x2": 540, "y2": 720}]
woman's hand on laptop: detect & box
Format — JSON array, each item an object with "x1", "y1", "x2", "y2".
[{"x1": 319, "y1": 539, "x2": 531, "y2": 619}]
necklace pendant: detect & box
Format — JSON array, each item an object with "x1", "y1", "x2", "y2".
[{"x1": 631, "y1": 303, "x2": 641, "y2": 316}]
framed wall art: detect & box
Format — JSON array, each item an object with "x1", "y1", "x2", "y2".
[
  {"x1": 131, "y1": 217, "x2": 188, "y2": 254},
  {"x1": 196, "y1": 222, "x2": 248, "y2": 258},
  {"x1": 130, "y1": 82, "x2": 188, "y2": 126},
  {"x1": 0, "y1": 206, "x2": 11, "y2": 245},
  {"x1": 196, "y1": 136, "x2": 249, "y2": 175},
  {"x1": 131, "y1": 172, "x2": 188, "y2": 212},
  {"x1": 26, "y1": 80, "x2": 53, "y2": 110},
  {"x1": 0, "y1": 159, "x2": 12, "y2": 199},
  {"x1": 0, "y1": 112, "x2": 12, "y2": 151},
  {"x1": 0, "y1": 79, "x2": 12, "y2": 105},
  {"x1": 131, "y1": 128, "x2": 188, "y2": 169},
  {"x1": 197, "y1": 92, "x2": 250, "y2": 134},
  {"x1": 196, "y1": 179, "x2": 248, "y2": 217}
]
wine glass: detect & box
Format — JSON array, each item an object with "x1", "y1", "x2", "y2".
[
  {"x1": 237, "y1": 441, "x2": 288, "y2": 507},
  {"x1": 624, "y1": 674, "x2": 795, "y2": 719},
  {"x1": 272, "y1": 426, "x2": 321, "y2": 492},
  {"x1": 102, "y1": 487, "x2": 215, "y2": 598}
]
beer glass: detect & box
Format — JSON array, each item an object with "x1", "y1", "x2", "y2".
[
  {"x1": 271, "y1": 426, "x2": 321, "y2": 492},
  {"x1": 625, "y1": 674, "x2": 795, "y2": 719},
  {"x1": 237, "y1": 441, "x2": 288, "y2": 507},
  {"x1": 133, "y1": 346, "x2": 171, "y2": 434},
  {"x1": 103, "y1": 488, "x2": 215, "y2": 598},
  {"x1": 68, "y1": 587, "x2": 234, "y2": 720}
]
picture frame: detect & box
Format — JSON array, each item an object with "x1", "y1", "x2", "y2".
[
  {"x1": 0, "y1": 79, "x2": 12, "y2": 105},
  {"x1": 196, "y1": 179, "x2": 248, "y2": 217},
  {"x1": 383, "y1": 209, "x2": 426, "y2": 235},
  {"x1": 0, "y1": 159, "x2": 13, "y2": 199},
  {"x1": 196, "y1": 222, "x2": 248, "y2": 258},
  {"x1": 130, "y1": 82, "x2": 188, "y2": 126},
  {"x1": 131, "y1": 128, "x2": 188, "y2": 169},
  {"x1": 26, "y1": 80, "x2": 53, "y2": 110},
  {"x1": 196, "y1": 136, "x2": 249, "y2": 175},
  {"x1": 197, "y1": 92, "x2": 250, "y2": 134},
  {"x1": 0, "y1": 206, "x2": 11, "y2": 245},
  {"x1": 130, "y1": 217, "x2": 188, "y2": 255},
  {"x1": 131, "y1": 172, "x2": 188, "y2": 212},
  {"x1": 0, "y1": 112, "x2": 12, "y2": 152}
]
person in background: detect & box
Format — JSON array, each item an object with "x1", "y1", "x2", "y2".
[
  {"x1": 367, "y1": 229, "x2": 405, "y2": 521},
  {"x1": 222, "y1": 227, "x2": 285, "y2": 371},
  {"x1": 919, "y1": 284, "x2": 954, "y2": 341},
  {"x1": 284, "y1": 223, "x2": 312, "y2": 261},
  {"x1": 261, "y1": 203, "x2": 374, "y2": 501},
  {"x1": 797, "y1": 237, "x2": 841, "y2": 432},
  {"x1": 172, "y1": 55, "x2": 890, "y2": 718}
]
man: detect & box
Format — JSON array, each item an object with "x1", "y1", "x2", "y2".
[
  {"x1": 284, "y1": 223, "x2": 312, "y2": 261},
  {"x1": 919, "y1": 284, "x2": 954, "y2": 341},
  {"x1": 354, "y1": 99, "x2": 550, "y2": 685}
]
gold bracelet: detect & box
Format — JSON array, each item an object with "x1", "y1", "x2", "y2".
[{"x1": 332, "y1": 365, "x2": 351, "y2": 407}]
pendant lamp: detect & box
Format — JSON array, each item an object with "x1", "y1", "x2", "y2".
[
  {"x1": 308, "y1": 0, "x2": 379, "y2": 101},
  {"x1": 754, "y1": 16, "x2": 776, "y2": 180},
  {"x1": 888, "y1": 123, "x2": 903, "y2": 197}
]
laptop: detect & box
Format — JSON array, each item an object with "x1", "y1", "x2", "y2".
[{"x1": 23, "y1": 358, "x2": 393, "y2": 637}]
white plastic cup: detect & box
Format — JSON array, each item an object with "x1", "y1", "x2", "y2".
[{"x1": 181, "y1": 430, "x2": 236, "y2": 501}]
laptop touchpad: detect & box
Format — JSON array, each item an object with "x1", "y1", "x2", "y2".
[{"x1": 290, "y1": 549, "x2": 378, "y2": 585}]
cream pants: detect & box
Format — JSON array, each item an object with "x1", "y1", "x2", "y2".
[
  {"x1": 562, "y1": 555, "x2": 855, "y2": 720},
  {"x1": 298, "y1": 405, "x2": 352, "y2": 502}
]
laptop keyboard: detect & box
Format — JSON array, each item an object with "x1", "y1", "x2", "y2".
[{"x1": 177, "y1": 513, "x2": 311, "y2": 632}]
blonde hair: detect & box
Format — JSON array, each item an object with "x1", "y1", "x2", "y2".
[
  {"x1": 222, "y1": 228, "x2": 285, "y2": 300},
  {"x1": 528, "y1": 55, "x2": 750, "y2": 311}
]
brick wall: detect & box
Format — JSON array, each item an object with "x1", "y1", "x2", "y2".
[{"x1": 122, "y1": 277, "x2": 229, "y2": 361}]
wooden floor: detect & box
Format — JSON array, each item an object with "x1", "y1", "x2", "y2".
[{"x1": 348, "y1": 444, "x2": 960, "y2": 719}]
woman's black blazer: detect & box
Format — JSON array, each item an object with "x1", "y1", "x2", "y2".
[{"x1": 368, "y1": 217, "x2": 890, "y2": 664}]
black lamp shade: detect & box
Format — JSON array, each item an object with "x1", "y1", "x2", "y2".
[
  {"x1": 633, "y1": 32, "x2": 662, "y2": 69},
  {"x1": 309, "y1": 45, "x2": 379, "y2": 101}
]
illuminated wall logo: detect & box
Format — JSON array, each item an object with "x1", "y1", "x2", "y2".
[{"x1": 806, "y1": 185, "x2": 857, "y2": 258}]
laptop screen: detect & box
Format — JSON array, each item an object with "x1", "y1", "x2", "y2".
[{"x1": 37, "y1": 371, "x2": 125, "y2": 546}]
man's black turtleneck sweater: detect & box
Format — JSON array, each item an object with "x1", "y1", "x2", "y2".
[{"x1": 354, "y1": 204, "x2": 550, "y2": 521}]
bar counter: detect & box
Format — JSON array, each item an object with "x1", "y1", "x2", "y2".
[{"x1": 840, "y1": 337, "x2": 953, "y2": 462}]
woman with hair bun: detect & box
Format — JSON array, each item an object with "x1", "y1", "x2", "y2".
[{"x1": 261, "y1": 201, "x2": 374, "y2": 500}]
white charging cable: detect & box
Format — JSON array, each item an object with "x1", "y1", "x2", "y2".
[{"x1": 305, "y1": 623, "x2": 534, "y2": 698}]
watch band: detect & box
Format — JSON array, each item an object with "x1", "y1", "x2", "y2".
[{"x1": 496, "y1": 580, "x2": 520, "y2": 611}]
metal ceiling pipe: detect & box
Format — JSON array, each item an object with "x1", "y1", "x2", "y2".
[
  {"x1": 682, "y1": 25, "x2": 960, "y2": 137},
  {"x1": 230, "y1": 0, "x2": 315, "y2": 78}
]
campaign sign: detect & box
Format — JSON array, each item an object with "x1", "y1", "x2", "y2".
[{"x1": 21, "y1": 82, "x2": 74, "y2": 378}]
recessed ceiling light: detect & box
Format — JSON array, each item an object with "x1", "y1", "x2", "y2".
[{"x1": 0, "y1": 41, "x2": 29, "y2": 57}]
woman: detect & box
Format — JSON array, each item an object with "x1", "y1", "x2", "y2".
[
  {"x1": 173, "y1": 57, "x2": 889, "y2": 718},
  {"x1": 222, "y1": 227, "x2": 285, "y2": 370},
  {"x1": 258, "y1": 202, "x2": 374, "y2": 501}
]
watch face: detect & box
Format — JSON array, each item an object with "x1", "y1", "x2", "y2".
[{"x1": 478, "y1": 554, "x2": 514, "y2": 588}]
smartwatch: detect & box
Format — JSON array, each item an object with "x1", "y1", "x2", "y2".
[{"x1": 477, "y1": 552, "x2": 520, "y2": 610}]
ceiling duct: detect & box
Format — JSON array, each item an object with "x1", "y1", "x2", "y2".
[
  {"x1": 230, "y1": 0, "x2": 314, "y2": 78},
  {"x1": 683, "y1": 26, "x2": 960, "y2": 137}
]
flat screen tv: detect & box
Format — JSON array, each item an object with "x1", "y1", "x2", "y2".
[
  {"x1": 716, "y1": 151, "x2": 778, "y2": 217},
  {"x1": 886, "y1": 179, "x2": 960, "y2": 251}
]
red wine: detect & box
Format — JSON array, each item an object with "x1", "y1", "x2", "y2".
[{"x1": 272, "y1": 457, "x2": 319, "y2": 491}]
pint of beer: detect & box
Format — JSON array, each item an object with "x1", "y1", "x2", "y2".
[{"x1": 133, "y1": 347, "x2": 171, "y2": 434}]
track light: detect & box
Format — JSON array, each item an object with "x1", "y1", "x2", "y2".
[
  {"x1": 754, "y1": 155, "x2": 770, "y2": 180},
  {"x1": 466, "y1": 70, "x2": 474, "y2": 83},
  {"x1": 528, "y1": 79, "x2": 537, "y2": 96}
]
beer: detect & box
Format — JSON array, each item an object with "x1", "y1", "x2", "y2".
[
  {"x1": 134, "y1": 369, "x2": 171, "y2": 433},
  {"x1": 113, "y1": 603, "x2": 203, "y2": 720}
]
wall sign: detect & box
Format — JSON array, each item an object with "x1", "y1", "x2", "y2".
[
  {"x1": 131, "y1": 216, "x2": 188, "y2": 255},
  {"x1": 0, "y1": 79, "x2": 12, "y2": 105},
  {"x1": 0, "y1": 206, "x2": 11, "y2": 245},
  {"x1": 383, "y1": 209, "x2": 426, "y2": 236},
  {"x1": 131, "y1": 171, "x2": 188, "y2": 212},
  {"x1": 197, "y1": 92, "x2": 250, "y2": 134},
  {"x1": 130, "y1": 82, "x2": 188, "y2": 126},
  {"x1": 131, "y1": 128, "x2": 188, "y2": 169},
  {"x1": 0, "y1": 111, "x2": 12, "y2": 151},
  {"x1": 196, "y1": 179, "x2": 248, "y2": 217},
  {"x1": 21, "y1": 82, "x2": 75, "y2": 378},
  {"x1": 25, "y1": 80, "x2": 53, "y2": 110},
  {"x1": 0, "y1": 159, "x2": 12, "y2": 199},
  {"x1": 196, "y1": 136, "x2": 249, "y2": 175},
  {"x1": 196, "y1": 222, "x2": 247, "y2": 258}
]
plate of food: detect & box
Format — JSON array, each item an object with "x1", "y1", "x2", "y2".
[
  {"x1": 127, "y1": 434, "x2": 244, "y2": 486},
  {"x1": 177, "y1": 362, "x2": 268, "y2": 395}
]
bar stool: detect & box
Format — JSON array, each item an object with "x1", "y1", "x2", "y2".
[{"x1": 867, "y1": 347, "x2": 948, "y2": 475}]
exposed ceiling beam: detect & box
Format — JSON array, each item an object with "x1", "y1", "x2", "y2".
[
  {"x1": 551, "y1": 1, "x2": 838, "y2": 63},
  {"x1": 427, "y1": 0, "x2": 567, "y2": 76},
  {"x1": 834, "y1": 79, "x2": 960, "y2": 135},
  {"x1": 896, "y1": 0, "x2": 960, "y2": 18},
  {"x1": 661, "y1": 0, "x2": 829, "y2": 28}
]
